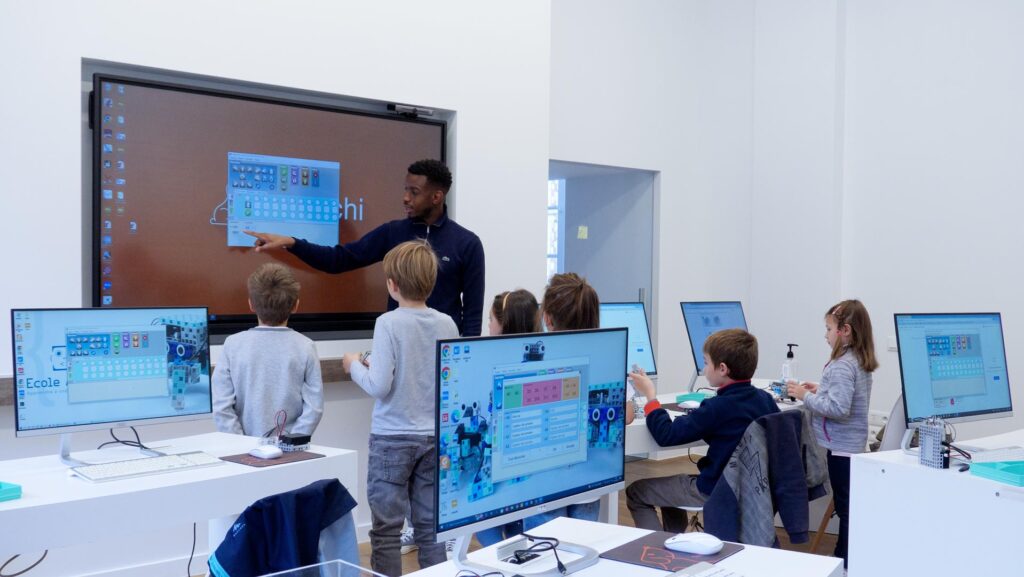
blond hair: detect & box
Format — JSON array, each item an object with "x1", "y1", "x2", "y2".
[
  {"x1": 383, "y1": 240, "x2": 438, "y2": 302},
  {"x1": 247, "y1": 263, "x2": 300, "y2": 325},
  {"x1": 826, "y1": 299, "x2": 879, "y2": 372},
  {"x1": 703, "y1": 329, "x2": 758, "y2": 381}
]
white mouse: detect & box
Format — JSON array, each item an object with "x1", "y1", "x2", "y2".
[
  {"x1": 664, "y1": 532, "x2": 724, "y2": 555},
  {"x1": 680, "y1": 400, "x2": 701, "y2": 410},
  {"x1": 249, "y1": 445, "x2": 283, "y2": 460}
]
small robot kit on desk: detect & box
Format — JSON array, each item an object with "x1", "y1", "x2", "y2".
[
  {"x1": 918, "y1": 417, "x2": 952, "y2": 469},
  {"x1": 278, "y1": 432, "x2": 311, "y2": 452},
  {"x1": 0, "y1": 481, "x2": 22, "y2": 503}
]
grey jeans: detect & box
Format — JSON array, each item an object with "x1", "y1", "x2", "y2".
[
  {"x1": 626, "y1": 473, "x2": 709, "y2": 532},
  {"x1": 367, "y1": 433, "x2": 445, "y2": 577}
]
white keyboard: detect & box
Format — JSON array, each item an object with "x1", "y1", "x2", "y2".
[
  {"x1": 672, "y1": 562, "x2": 745, "y2": 577},
  {"x1": 72, "y1": 451, "x2": 223, "y2": 482},
  {"x1": 967, "y1": 445, "x2": 1024, "y2": 463}
]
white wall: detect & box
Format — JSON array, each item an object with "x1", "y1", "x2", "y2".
[
  {"x1": 747, "y1": 0, "x2": 845, "y2": 382},
  {"x1": 550, "y1": 0, "x2": 756, "y2": 392},
  {"x1": 741, "y1": 0, "x2": 1024, "y2": 438},
  {"x1": 0, "y1": 1, "x2": 551, "y2": 575},
  {"x1": 841, "y1": 0, "x2": 1024, "y2": 437}
]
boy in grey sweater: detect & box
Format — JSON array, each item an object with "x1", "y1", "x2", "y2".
[
  {"x1": 343, "y1": 240, "x2": 458, "y2": 577},
  {"x1": 213, "y1": 263, "x2": 323, "y2": 438}
]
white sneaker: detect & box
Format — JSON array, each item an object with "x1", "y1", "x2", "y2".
[
  {"x1": 400, "y1": 527, "x2": 417, "y2": 555},
  {"x1": 444, "y1": 539, "x2": 455, "y2": 560}
]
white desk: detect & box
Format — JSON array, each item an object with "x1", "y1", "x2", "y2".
[
  {"x1": 410, "y1": 517, "x2": 842, "y2": 576},
  {"x1": 0, "y1": 432, "x2": 358, "y2": 565},
  {"x1": 850, "y1": 429, "x2": 1024, "y2": 576},
  {"x1": 626, "y1": 383, "x2": 800, "y2": 457}
]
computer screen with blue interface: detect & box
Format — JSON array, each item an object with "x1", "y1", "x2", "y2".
[
  {"x1": 680, "y1": 301, "x2": 748, "y2": 373},
  {"x1": 895, "y1": 313, "x2": 1012, "y2": 426},
  {"x1": 224, "y1": 152, "x2": 342, "y2": 247},
  {"x1": 435, "y1": 328, "x2": 627, "y2": 539},
  {"x1": 12, "y1": 307, "x2": 212, "y2": 436},
  {"x1": 600, "y1": 302, "x2": 657, "y2": 374}
]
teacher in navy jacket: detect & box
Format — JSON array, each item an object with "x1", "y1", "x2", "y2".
[{"x1": 246, "y1": 159, "x2": 485, "y2": 336}]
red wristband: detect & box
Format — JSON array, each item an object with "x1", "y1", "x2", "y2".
[{"x1": 644, "y1": 399, "x2": 663, "y2": 416}]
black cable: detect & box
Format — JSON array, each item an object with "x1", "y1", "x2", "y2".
[
  {"x1": 454, "y1": 570, "x2": 503, "y2": 577},
  {"x1": 519, "y1": 533, "x2": 566, "y2": 575},
  {"x1": 0, "y1": 551, "x2": 48, "y2": 577},
  {"x1": 943, "y1": 441, "x2": 972, "y2": 461},
  {"x1": 97, "y1": 426, "x2": 152, "y2": 451},
  {"x1": 687, "y1": 447, "x2": 700, "y2": 464},
  {"x1": 187, "y1": 523, "x2": 196, "y2": 577}
]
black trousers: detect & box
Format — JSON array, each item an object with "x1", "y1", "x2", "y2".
[{"x1": 827, "y1": 450, "x2": 851, "y2": 568}]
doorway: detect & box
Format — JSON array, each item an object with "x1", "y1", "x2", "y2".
[{"x1": 548, "y1": 160, "x2": 656, "y2": 310}]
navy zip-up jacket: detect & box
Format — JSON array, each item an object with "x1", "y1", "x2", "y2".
[
  {"x1": 644, "y1": 381, "x2": 779, "y2": 495},
  {"x1": 288, "y1": 207, "x2": 485, "y2": 336},
  {"x1": 208, "y1": 478, "x2": 357, "y2": 577}
]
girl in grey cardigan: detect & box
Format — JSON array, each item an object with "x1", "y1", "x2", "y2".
[{"x1": 787, "y1": 299, "x2": 878, "y2": 569}]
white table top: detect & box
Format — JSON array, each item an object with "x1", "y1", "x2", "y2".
[
  {"x1": 410, "y1": 517, "x2": 841, "y2": 577},
  {"x1": 0, "y1": 432, "x2": 357, "y2": 555},
  {"x1": 626, "y1": 383, "x2": 801, "y2": 456}
]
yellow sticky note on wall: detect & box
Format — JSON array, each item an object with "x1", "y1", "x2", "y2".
[{"x1": 577, "y1": 225, "x2": 588, "y2": 240}]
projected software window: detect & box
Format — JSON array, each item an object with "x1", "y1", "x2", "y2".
[
  {"x1": 66, "y1": 326, "x2": 168, "y2": 403},
  {"x1": 490, "y1": 358, "x2": 589, "y2": 482},
  {"x1": 224, "y1": 152, "x2": 341, "y2": 247}
]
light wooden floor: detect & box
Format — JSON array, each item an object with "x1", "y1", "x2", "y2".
[{"x1": 360, "y1": 455, "x2": 839, "y2": 575}]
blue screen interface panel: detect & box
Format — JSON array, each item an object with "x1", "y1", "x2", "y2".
[
  {"x1": 680, "y1": 301, "x2": 748, "y2": 373},
  {"x1": 600, "y1": 302, "x2": 657, "y2": 374},
  {"x1": 225, "y1": 152, "x2": 341, "y2": 247},
  {"x1": 436, "y1": 329, "x2": 627, "y2": 534},
  {"x1": 895, "y1": 313, "x2": 1012, "y2": 424},
  {"x1": 12, "y1": 308, "x2": 212, "y2": 435}
]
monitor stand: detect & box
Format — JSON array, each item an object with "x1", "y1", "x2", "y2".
[
  {"x1": 58, "y1": 432, "x2": 163, "y2": 466},
  {"x1": 450, "y1": 534, "x2": 600, "y2": 577},
  {"x1": 899, "y1": 428, "x2": 916, "y2": 455},
  {"x1": 687, "y1": 370, "x2": 702, "y2": 392}
]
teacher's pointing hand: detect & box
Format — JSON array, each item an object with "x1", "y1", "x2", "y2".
[{"x1": 244, "y1": 230, "x2": 296, "y2": 253}]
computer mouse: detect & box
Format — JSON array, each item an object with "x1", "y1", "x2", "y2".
[
  {"x1": 664, "y1": 532, "x2": 724, "y2": 555},
  {"x1": 680, "y1": 400, "x2": 701, "y2": 410},
  {"x1": 249, "y1": 445, "x2": 283, "y2": 460}
]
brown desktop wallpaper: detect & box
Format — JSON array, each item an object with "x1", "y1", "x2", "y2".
[{"x1": 97, "y1": 81, "x2": 443, "y2": 317}]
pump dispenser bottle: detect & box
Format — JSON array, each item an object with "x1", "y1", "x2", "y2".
[{"x1": 782, "y1": 343, "x2": 799, "y2": 383}]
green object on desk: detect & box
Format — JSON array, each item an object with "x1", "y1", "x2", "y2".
[
  {"x1": 0, "y1": 481, "x2": 22, "y2": 502},
  {"x1": 970, "y1": 461, "x2": 1024, "y2": 486},
  {"x1": 676, "y1": 392, "x2": 712, "y2": 404}
]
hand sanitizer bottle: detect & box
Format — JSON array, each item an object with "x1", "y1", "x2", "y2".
[
  {"x1": 782, "y1": 344, "x2": 799, "y2": 383},
  {"x1": 782, "y1": 346, "x2": 798, "y2": 399}
]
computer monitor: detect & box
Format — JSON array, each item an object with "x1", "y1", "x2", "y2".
[
  {"x1": 11, "y1": 307, "x2": 211, "y2": 463},
  {"x1": 599, "y1": 302, "x2": 657, "y2": 375},
  {"x1": 435, "y1": 328, "x2": 628, "y2": 575},
  {"x1": 895, "y1": 313, "x2": 1012, "y2": 428},
  {"x1": 680, "y1": 301, "x2": 748, "y2": 374}
]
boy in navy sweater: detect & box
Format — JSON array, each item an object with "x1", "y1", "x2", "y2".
[
  {"x1": 245, "y1": 159, "x2": 485, "y2": 336},
  {"x1": 626, "y1": 328, "x2": 778, "y2": 532}
]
